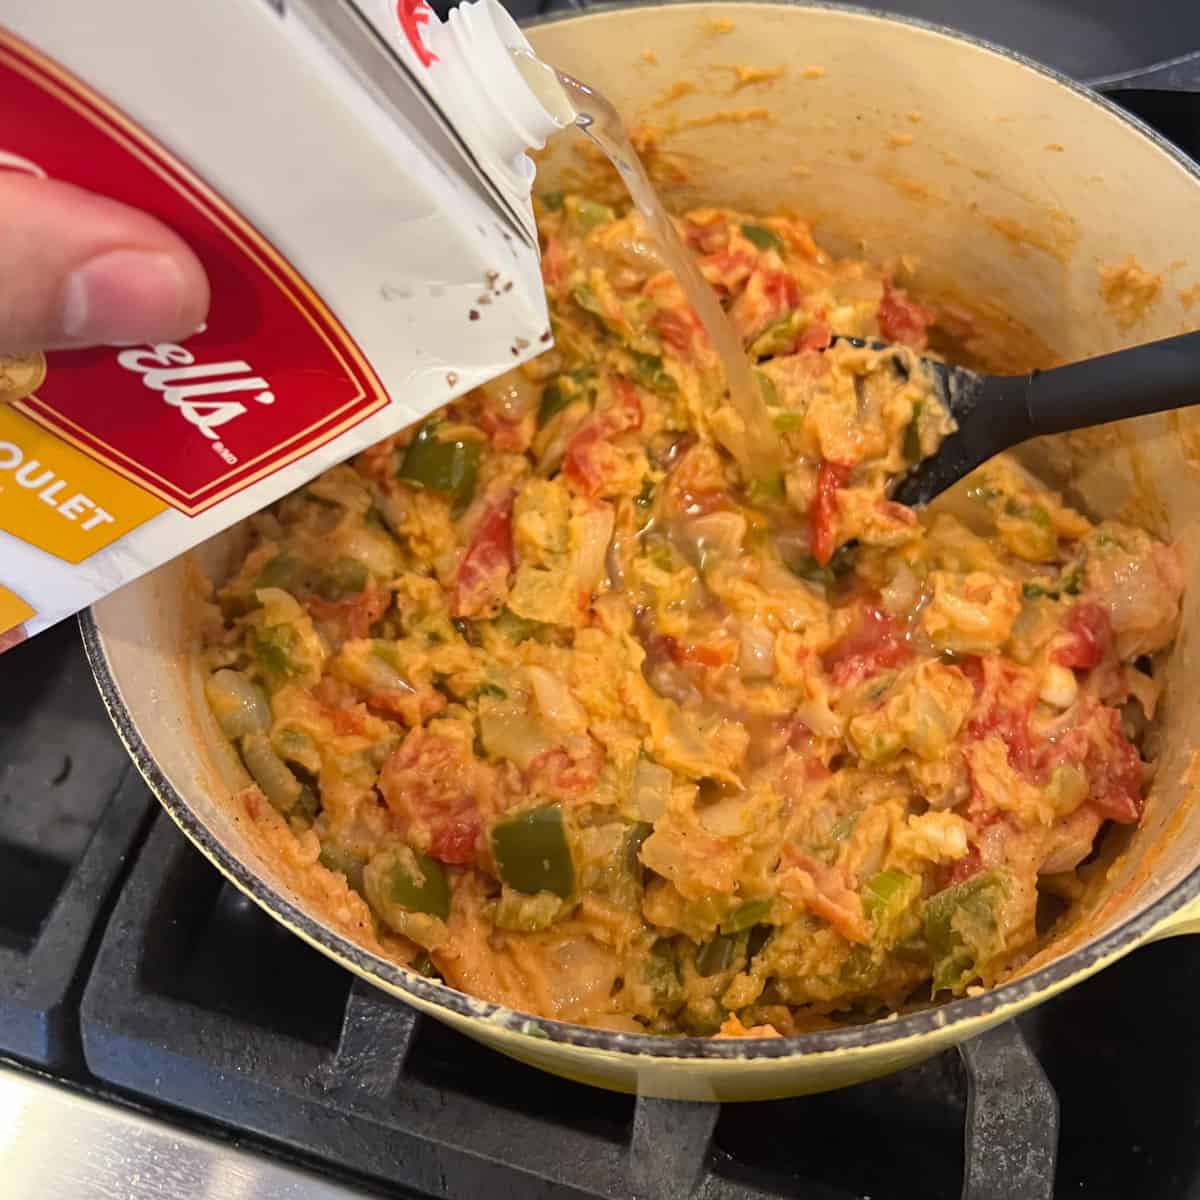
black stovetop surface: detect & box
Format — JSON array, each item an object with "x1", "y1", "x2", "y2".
[{"x1": 2, "y1": 60, "x2": 1199, "y2": 1200}]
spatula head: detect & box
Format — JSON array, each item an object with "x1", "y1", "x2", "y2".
[{"x1": 829, "y1": 337, "x2": 1009, "y2": 507}]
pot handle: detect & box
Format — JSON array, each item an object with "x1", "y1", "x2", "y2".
[{"x1": 1088, "y1": 49, "x2": 1200, "y2": 95}]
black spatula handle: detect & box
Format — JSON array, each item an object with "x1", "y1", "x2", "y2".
[{"x1": 1027, "y1": 328, "x2": 1200, "y2": 437}]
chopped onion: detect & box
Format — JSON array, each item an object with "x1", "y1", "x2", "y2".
[
  {"x1": 339, "y1": 523, "x2": 403, "y2": 577},
  {"x1": 205, "y1": 669, "x2": 271, "y2": 739},
  {"x1": 478, "y1": 695, "x2": 556, "y2": 768},
  {"x1": 526, "y1": 665, "x2": 589, "y2": 735},
  {"x1": 739, "y1": 623, "x2": 776, "y2": 679},
  {"x1": 632, "y1": 759, "x2": 673, "y2": 820},
  {"x1": 699, "y1": 794, "x2": 754, "y2": 837},
  {"x1": 681, "y1": 511, "x2": 746, "y2": 566},
  {"x1": 793, "y1": 697, "x2": 842, "y2": 739},
  {"x1": 240, "y1": 733, "x2": 302, "y2": 812},
  {"x1": 572, "y1": 503, "x2": 616, "y2": 596},
  {"x1": 478, "y1": 373, "x2": 539, "y2": 421},
  {"x1": 880, "y1": 565, "x2": 922, "y2": 616},
  {"x1": 257, "y1": 586, "x2": 303, "y2": 624}
]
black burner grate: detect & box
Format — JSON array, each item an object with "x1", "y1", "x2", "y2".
[
  {"x1": 0, "y1": 623, "x2": 153, "y2": 1067},
  {"x1": 81, "y1": 812, "x2": 1063, "y2": 1200}
]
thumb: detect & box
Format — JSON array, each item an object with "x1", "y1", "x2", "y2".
[{"x1": 0, "y1": 173, "x2": 210, "y2": 354}]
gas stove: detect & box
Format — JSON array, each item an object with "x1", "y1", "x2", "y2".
[{"x1": 3, "y1": 16, "x2": 1200, "y2": 1200}]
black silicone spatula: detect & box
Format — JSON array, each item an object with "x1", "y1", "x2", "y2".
[{"x1": 862, "y1": 329, "x2": 1200, "y2": 506}]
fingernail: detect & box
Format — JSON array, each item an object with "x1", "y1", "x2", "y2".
[{"x1": 61, "y1": 250, "x2": 187, "y2": 343}]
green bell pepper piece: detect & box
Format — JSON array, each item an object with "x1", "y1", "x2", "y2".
[
  {"x1": 630, "y1": 351, "x2": 677, "y2": 395},
  {"x1": 903, "y1": 400, "x2": 923, "y2": 463},
  {"x1": 624, "y1": 821, "x2": 654, "y2": 875},
  {"x1": 409, "y1": 950, "x2": 441, "y2": 978},
  {"x1": 747, "y1": 475, "x2": 786, "y2": 504},
  {"x1": 254, "y1": 551, "x2": 305, "y2": 592},
  {"x1": 318, "y1": 843, "x2": 366, "y2": 895},
  {"x1": 491, "y1": 805, "x2": 574, "y2": 898},
  {"x1": 924, "y1": 870, "x2": 1007, "y2": 995},
  {"x1": 741, "y1": 223, "x2": 783, "y2": 252},
  {"x1": 397, "y1": 420, "x2": 480, "y2": 513},
  {"x1": 250, "y1": 627, "x2": 294, "y2": 685},
  {"x1": 772, "y1": 411, "x2": 803, "y2": 433},
  {"x1": 720, "y1": 899, "x2": 771, "y2": 935},
  {"x1": 694, "y1": 932, "x2": 737, "y2": 977},
  {"x1": 575, "y1": 198, "x2": 615, "y2": 230},
  {"x1": 862, "y1": 869, "x2": 920, "y2": 944},
  {"x1": 316, "y1": 557, "x2": 369, "y2": 599},
  {"x1": 389, "y1": 851, "x2": 451, "y2": 920},
  {"x1": 538, "y1": 380, "x2": 572, "y2": 426}
]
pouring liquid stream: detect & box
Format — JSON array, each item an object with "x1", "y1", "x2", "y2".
[{"x1": 512, "y1": 52, "x2": 779, "y2": 481}]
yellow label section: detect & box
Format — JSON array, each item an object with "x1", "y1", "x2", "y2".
[
  {"x1": 0, "y1": 583, "x2": 34, "y2": 634},
  {"x1": 0, "y1": 407, "x2": 165, "y2": 563}
]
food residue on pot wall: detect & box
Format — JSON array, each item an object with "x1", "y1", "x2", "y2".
[
  {"x1": 720, "y1": 63, "x2": 785, "y2": 92},
  {"x1": 1099, "y1": 255, "x2": 1163, "y2": 329},
  {"x1": 982, "y1": 211, "x2": 1077, "y2": 265}
]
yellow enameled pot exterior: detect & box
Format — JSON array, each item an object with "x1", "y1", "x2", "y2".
[{"x1": 87, "y1": 3, "x2": 1200, "y2": 1100}]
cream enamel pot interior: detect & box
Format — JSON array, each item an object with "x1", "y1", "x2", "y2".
[{"x1": 85, "y1": 2, "x2": 1200, "y2": 1101}]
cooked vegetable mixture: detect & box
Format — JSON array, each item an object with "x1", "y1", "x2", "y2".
[{"x1": 203, "y1": 198, "x2": 1183, "y2": 1037}]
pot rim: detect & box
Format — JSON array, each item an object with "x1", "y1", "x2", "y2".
[{"x1": 83, "y1": 0, "x2": 1200, "y2": 1063}]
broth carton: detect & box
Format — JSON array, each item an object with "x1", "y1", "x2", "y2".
[{"x1": 0, "y1": 0, "x2": 570, "y2": 650}]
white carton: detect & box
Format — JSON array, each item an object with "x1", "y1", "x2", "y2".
[{"x1": 0, "y1": 0, "x2": 566, "y2": 649}]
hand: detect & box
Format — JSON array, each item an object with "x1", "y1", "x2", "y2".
[{"x1": 0, "y1": 173, "x2": 210, "y2": 354}]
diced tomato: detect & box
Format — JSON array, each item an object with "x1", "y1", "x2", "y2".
[
  {"x1": 477, "y1": 408, "x2": 533, "y2": 454},
  {"x1": 947, "y1": 845, "x2": 983, "y2": 886},
  {"x1": 877, "y1": 282, "x2": 934, "y2": 349},
  {"x1": 430, "y1": 814, "x2": 482, "y2": 865},
  {"x1": 654, "y1": 307, "x2": 704, "y2": 356},
  {"x1": 450, "y1": 499, "x2": 514, "y2": 618},
  {"x1": 1040, "y1": 707, "x2": 1143, "y2": 825},
  {"x1": 963, "y1": 657, "x2": 1038, "y2": 773},
  {"x1": 306, "y1": 588, "x2": 390, "y2": 644},
  {"x1": 642, "y1": 630, "x2": 735, "y2": 670},
  {"x1": 1086, "y1": 712, "x2": 1143, "y2": 823},
  {"x1": 562, "y1": 424, "x2": 609, "y2": 497},
  {"x1": 699, "y1": 248, "x2": 757, "y2": 296},
  {"x1": 797, "y1": 320, "x2": 832, "y2": 352},
  {"x1": 730, "y1": 268, "x2": 802, "y2": 344},
  {"x1": 356, "y1": 434, "x2": 406, "y2": 487},
  {"x1": 365, "y1": 686, "x2": 447, "y2": 726},
  {"x1": 379, "y1": 728, "x2": 491, "y2": 866},
  {"x1": 875, "y1": 497, "x2": 920, "y2": 530},
  {"x1": 683, "y1": 217, "x2": 728, "y2": 254},
  {"x1": 526, "y1": 744, "x2": 602, "y2": 802},
  {"x1": 677, "y1": 636, "x2": 738, "y2": 668},
  {"x1": 562, "y1": 379, "x2": 644, "y2": 498},
  {"x1": 641, "y1": 631, "x2": 682, "y2": 668},
  {"x1": 959, "y1": 656, "x2": 986, "y2": 695},
  {"x1": 787, "y1": 719, "x2": 813, "y2": 751},
  {"x1": 1051, "y1": 601, "x2": 1112, "y2": 671},
  {"x1": 781, "y1": 848, "x2": 870, "y2": 944},
  {"x1": 541, "y1": 234, "x2": 566, "y2": 288},
  {"x1": 822, "y1": 603, "x2": 913, "y2": 688},
  {"x1": 968, "y1": 705, "x2": 1036, "y2": 775},
  {"x1": 809, "y1": 459, "x2": 852, "y2": 566},
  {"x1": 606, "y1": 375, "x2": 644, "y2": 433}
]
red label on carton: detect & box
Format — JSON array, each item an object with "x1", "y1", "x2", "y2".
[{"x1": 0, "y1": 30, "x2": 390, "y2": 516}]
